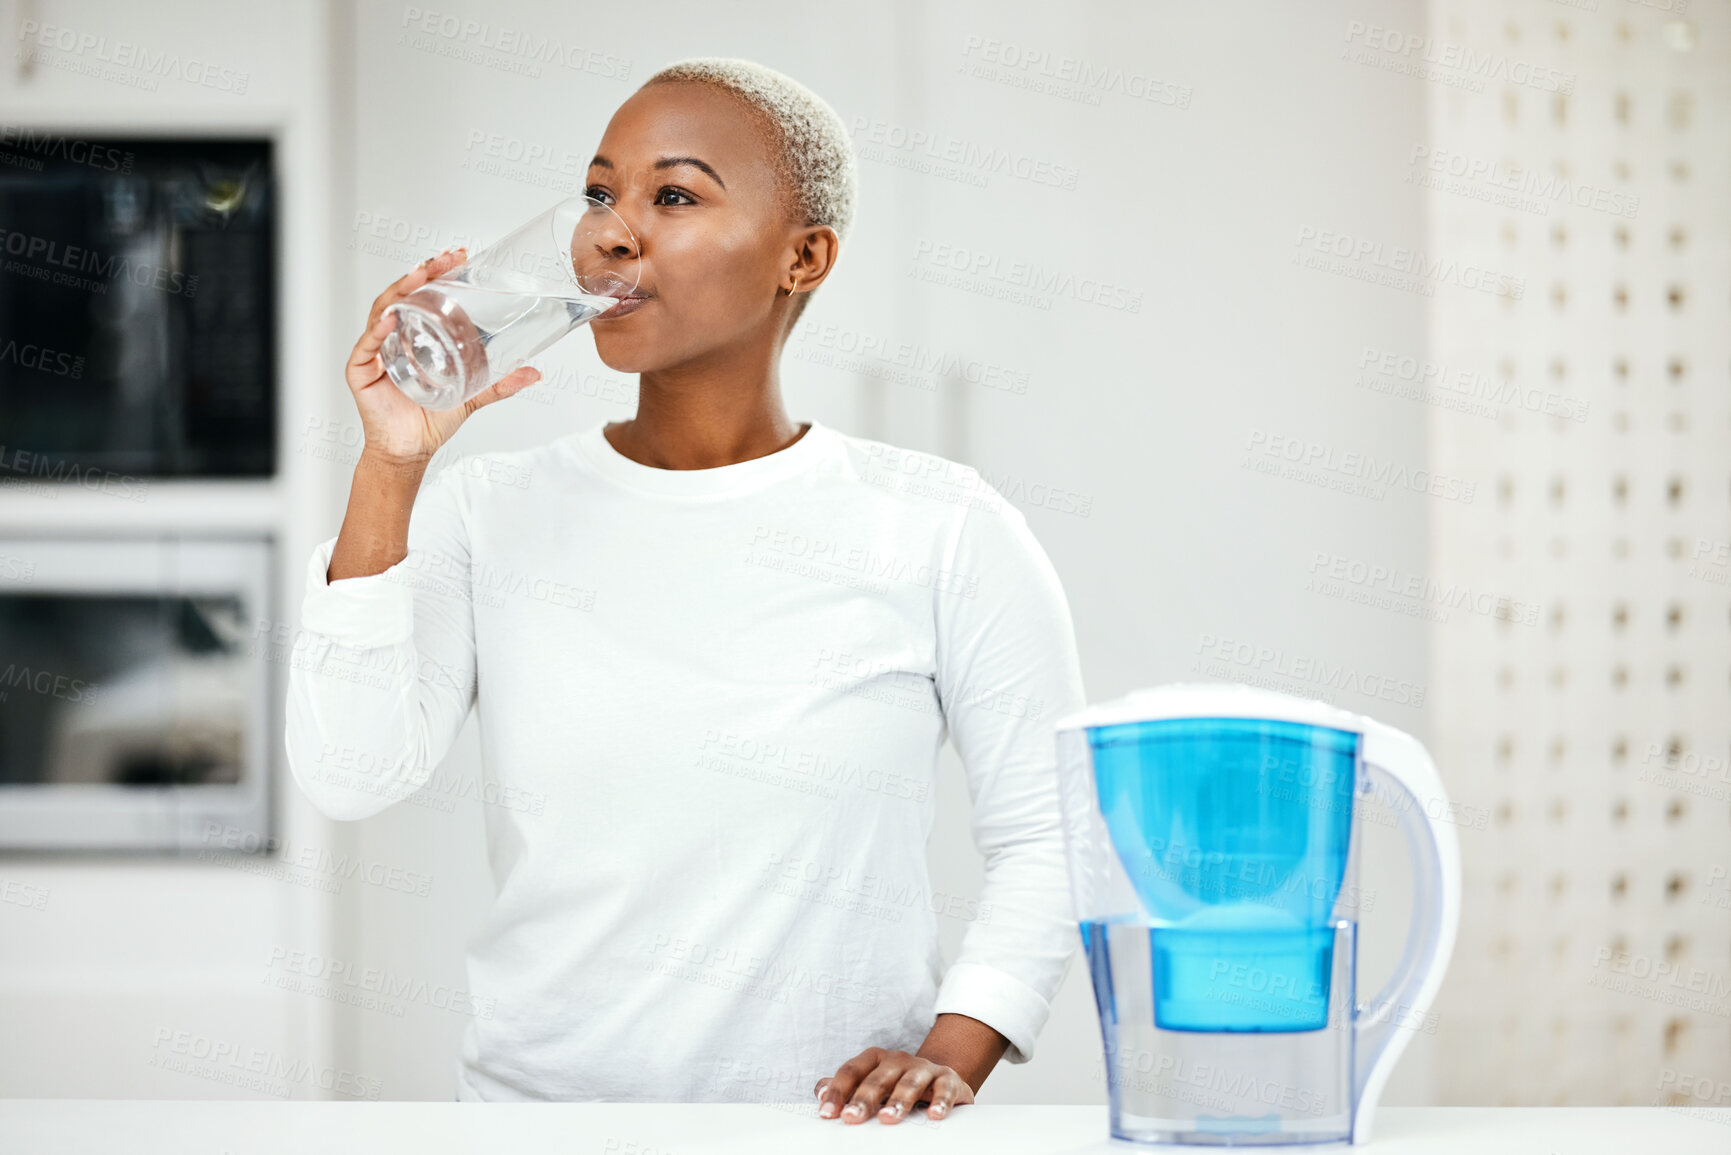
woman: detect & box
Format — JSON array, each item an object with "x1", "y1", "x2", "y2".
[{"x1": 287, "y1": 57, "x2": 1086, "y2": 1125}]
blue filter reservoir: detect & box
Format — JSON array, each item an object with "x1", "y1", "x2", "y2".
[{"x1": 1088, "y1": 717, "x2": 1359, "y2": 1032}]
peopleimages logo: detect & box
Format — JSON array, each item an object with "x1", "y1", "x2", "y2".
[
  {"x1": 1097, "y1": 1043, "x2": 1329, "y2": 1117},
  {"x1": 0, "y1": 444, "x2": 149, "y2": 501},
  {"x1": 910, "y1": 239, "x2": 1144, "y2": 313},
  {"x1": 1656, "y1": 1067, "x2": 1729, "y2": 1108},
  {"x1": 1690, "y1": 538, "x2": 1731, "y2": 590},
  {"x1": 349, "y1": 210, "x2": 478, "y2": 266},
  {"x1": 1192, "y1": 633, "x2": 1425, "y2": 708},
  {"x1": 1306, "y1": 550, "x2": 1541, "y2": 627},
  {"x1": 793, "y1": 320, "x2": 1030, "y2": 395},
  {"x1": 0, "y1": 663, "x2": 98, "y2": 707},
  {"x1": 15, "y1": 20, "x2": 251, "y2": 94},
  {"x1": 0, "y1": 125, "x2": 133, "y2": 172},
  {"x1": 760, "y1": 850, "x2": 992, "y2": 925},
  {"x1": 1357, "y1": 345, "x2": 1588, "y2": 422},
  {"x1": 203, "y1": 823, "x2": 434, "y2": 897},
  {"x1": 1127, "y1": 832, "x2": 1378, "y2": 914},
  {"x1": 0, "y1": 878, "x2": 50, "y2": 911},
  {"x1": 148, "y1": 1027, "x2": 381, "y2": 1099},
  {"x1": 1637, "y1": 741, "x2": 1730, "y2": 803},
  {"x1": 1588, "y1": 946, "x2": 1731, "y2": 1016},
  {"x1": 0, "y1": 225, "x2": 198, "y2": 297},
  {"x1": 397, "y1": 7, "x2": 632, "y2": 80},
  {"x1": 1705, "y1": 866, "x2": 1731, "y2": 913},
  {"x1": 1407, "y1": 145, "x2": 1638, "y2": 219},
  {"x1": 1294, "y1": 226, "x2": 1524, "y2": 299},
  {"x1": 1342, "y1": 21, "x2": 1575, "y2": 94},
  {"x1": 850, "y1": 116, "x2": 1081, "y2": 191},
  {"x1": 1244, "y1": 429, "x2": 1477, "y2": 504},
  {"x1": 700, "y1": 730, "x2": 930, "y2": 803},
  {"x1": 957, "y1": 36, "x2": 1193, "y2": 109},
  {"x1": 0, "y1": 339, "x2": 84, "y2": 380},
  {"x1": 747, "y1": 523, "x2": 980, "y2": 598},
  {"x1": 264, "y1": 945, "x2": 496, "y2": 1019}
]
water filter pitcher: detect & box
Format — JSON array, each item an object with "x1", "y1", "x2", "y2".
[{"x1": 1054, "y1": 683, "x2": 1461, "y2": 1146}]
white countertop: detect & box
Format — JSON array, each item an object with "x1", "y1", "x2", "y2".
[{"x1": 2, "y1": 1102, "x2": 1729, "y2": 1153}]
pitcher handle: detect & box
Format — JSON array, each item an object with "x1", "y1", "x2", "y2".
[{"x1": 1351, "y1": 719, "x2": 1463, "y2": 1144}]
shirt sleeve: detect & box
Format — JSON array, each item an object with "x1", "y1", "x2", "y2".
[
  {"x1": 283, "y1": 464, "x2": 478, "y2": 821},
  {"x1": 929, "y1": 490, "x2": 1088, "y2": 1065}
]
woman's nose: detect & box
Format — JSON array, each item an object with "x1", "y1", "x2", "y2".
[
  {"x1": 571, "y1": 202, "x2": 641, "y2": 287},
  {"x1": 597, "y1": 216, "x2": 638, "y2": 258},
  {"x1": 592, "y1": 227, "x2": 637, "y2": 269},
  {"x1": 583, "y1": 205, "x2": 639, "y2": 259}
]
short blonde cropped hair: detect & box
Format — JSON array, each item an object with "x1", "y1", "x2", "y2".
[{"x1": 642, "y1": 56, "x2": 857, "y2": 250}]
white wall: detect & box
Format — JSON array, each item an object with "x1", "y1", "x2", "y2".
[{"x1": 0, "y1": 0, "x2": 1432, "y2": 1104}]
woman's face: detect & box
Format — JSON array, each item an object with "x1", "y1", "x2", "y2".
[{"x1": 582, "y1": 82, "x2": 808, "y2": 374}]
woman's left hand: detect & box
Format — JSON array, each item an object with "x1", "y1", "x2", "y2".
[{"x1": 813, "y1": 1046, "x2": 974, "y2": 1124}]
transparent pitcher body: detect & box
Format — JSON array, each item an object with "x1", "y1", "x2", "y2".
[
  {"x1": 1084, "y1": 919, "x2": 1358, "y2": 1143},
  {"x1": 1056, "y1": 684, "x2": 1462, "y2": 1148}
]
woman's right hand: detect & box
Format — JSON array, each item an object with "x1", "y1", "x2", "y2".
[{"x1": 345, "y1": 247, "x2": 543, "y2": 468}]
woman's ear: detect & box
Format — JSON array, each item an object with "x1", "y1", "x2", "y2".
[{"x1": 785, "y1": 225, "x2": 841, "y2": 295}]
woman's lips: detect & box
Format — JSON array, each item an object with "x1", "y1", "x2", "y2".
[{"x1": 597, "y1": 293, "x2": 651, "y2": 319}]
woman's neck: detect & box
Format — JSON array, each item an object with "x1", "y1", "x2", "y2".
[{"x1": 606, "y1": 344, "x2": 805, "y2": 470}]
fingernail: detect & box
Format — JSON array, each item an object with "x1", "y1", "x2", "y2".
[
  {"x1": 931, "y1": 1103, "x2": 947, "y2": 1116},
  {"x1": 880, "y1": 1103, "x2": 904, "y2": 1117},
  {"x1": 818, "y1": 1101, "x2": 836, "y2": 1118},
  {"x1": 843, "y1": 1102, "x2": 865, "y2": 1117}
]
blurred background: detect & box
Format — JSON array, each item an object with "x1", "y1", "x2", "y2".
[{"x1": 0, "y1": 0, "x2": 1724, "y2": 1113}]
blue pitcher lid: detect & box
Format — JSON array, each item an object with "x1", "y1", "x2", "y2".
[{"x1": 1053, "y1": 681, "x2": 1364, "y2": 734}]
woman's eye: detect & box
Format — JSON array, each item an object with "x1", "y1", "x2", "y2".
[
  {"x1": 584, "y1": 185, "x2": 613, "y2": 205},
  {"x1": 655, "y1": 187, "x2": 695, "y2": 206}
]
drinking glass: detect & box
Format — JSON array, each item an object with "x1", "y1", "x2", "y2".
[{"x1": 380, "y1": 194, "x2": 640, "y2": 410}]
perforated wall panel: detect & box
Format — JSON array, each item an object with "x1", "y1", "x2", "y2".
[{"x1": 1428, "y1": 0, "x2": 1731, "y2": 1107}]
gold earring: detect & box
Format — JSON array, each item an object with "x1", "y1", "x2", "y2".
[{"x1": 785, "y1": 274, "x2": 800, "y2": 297}]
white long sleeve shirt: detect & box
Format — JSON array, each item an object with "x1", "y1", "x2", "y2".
[{"x1": 284, "y1": 418, "x2": 1087, "y2": 1102}]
